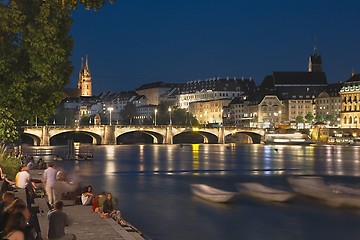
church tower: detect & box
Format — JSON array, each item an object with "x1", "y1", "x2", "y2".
[
  {"x1": 308, "y1": 40, "x2": 323, "y2": 72},
  {"x1": 78, "y1": 55, "x2": 92, "y2": 97}
]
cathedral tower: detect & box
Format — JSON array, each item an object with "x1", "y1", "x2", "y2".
[
  {"x1": 308, "y1": 40, "x2": 323, "y2": 72},
  {"x1": 78, "y1": 55, "x2": 92, "y2": 97}
]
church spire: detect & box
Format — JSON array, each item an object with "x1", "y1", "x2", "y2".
[
  {"x1": 85, "y1": 54, "x2": 89, "y2": 70},
  {"x1": 308, "y1": 37, "x2": 322, "y2": 72},
  {"x1": 78, "y1": 55, "x2": 92, "y2": 97},
  {"x1": 81, "y1": 57, "x2": 84, "y2": 71},
  {"x1": 313, "y1": 36, "x2": 318, "y2": 56}
]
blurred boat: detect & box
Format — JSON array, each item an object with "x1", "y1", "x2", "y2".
[
  {"x1": 288, "y1": 176, "x2": 360, "y2": 208},
  {"x1": 237, "y1": 182, "x2": 295, "y2": 202},
  {"x1": 264, "y1": 133, "x2": 315, "y2": 145},
  {"x1": 191, "y1": 184, "x2": 238, "y2": 203},
  {"x1": 328, "y1": 184, "x2": 360, "y2": 196}
]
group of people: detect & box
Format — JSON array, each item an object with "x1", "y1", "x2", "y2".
[
  {"x1": 0, "y1": 191, "x2": 37, "y2": 240},
  {"x1": 0, "y1": 191, "x2": 75, "y2": 240},
  {"x1": 22, "y1": 156, "x2": 47, "y2": 170},
  {"x1": 0, "y1": 157, "x2": 79, "y2": 240},
  {"x1": 81, "y1": 186, "x2": 126, "y2": 226},
  {"x1": 0, "y1": 156, "x2": 128, "y2": 239}
]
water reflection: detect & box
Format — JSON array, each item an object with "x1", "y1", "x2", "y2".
[
  {"x1": 192, "y1": 144, "x2": 199, "y2": 176},
  {"x1": 104, "y1": 145, "x2": 116, "y2": 174},
  {"x1": 21, "y1": 143, "x2": 360, "y2": 177},
  {"x1": 21, "y1": 144, "x2": 360, "y2": 240}
]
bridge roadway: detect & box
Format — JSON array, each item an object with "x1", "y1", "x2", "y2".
[{"x1": 23, "y1": 125, "x2": 265, "y2": 146}]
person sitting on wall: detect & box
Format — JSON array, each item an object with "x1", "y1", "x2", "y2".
[
  {"x1": 101, "y1": 193, "x2": 122, "y2": 223},
  {"x1": 47, "y1": 201, "x2": 76, "y2": 240},
  {"x1": 81, "y1": 185, "x2": 95, "y2": 206},
  {"x1": 92, "y1": 191, "x2": 106, "y2": 212},
  {"x1": 15, "y1": 165, "x2": 37, "y2": 190},
  {"x1": 0, "y1": 167, "x2": 16, "y2": 191}
]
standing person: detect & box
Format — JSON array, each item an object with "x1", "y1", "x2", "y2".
[
  {"x1": 47, "y1": 201, "x2": 76, "y2": 240},
  {"x1": 42, "y1": 162, "x2": 58, "y2": 208}
]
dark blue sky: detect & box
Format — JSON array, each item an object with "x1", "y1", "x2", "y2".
[{"x1": 69, "y1": 0, "x2": 360, "y2": 94}]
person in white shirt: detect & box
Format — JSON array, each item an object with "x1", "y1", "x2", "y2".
[
  {"x1": 42, "y1": 162, "x2": 58, "y2": 208},
  {"x1": 15, "y1": 165, "x2": 32, "y2": 189}
]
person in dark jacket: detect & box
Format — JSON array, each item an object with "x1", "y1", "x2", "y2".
[{"x1": 102, "y1": 193, "x2": 122, "y2": 223}]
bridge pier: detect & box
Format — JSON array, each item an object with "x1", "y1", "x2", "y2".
[
  {"x1": 164, "y1": 126, "x2": 173, "y2": 144},
  {"x1": 103, "y1": 125, "x2": 116, "y2": 145},
  {"x1": 218, "y1": 127, "x2": 225, "y2": 144},
  {"x1": 40, "y1": 126, "x2": 50, "y2": 146}
]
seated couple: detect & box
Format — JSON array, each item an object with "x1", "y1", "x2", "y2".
[{"x1": 92, "y1": 192, "x2": 124, "y2": 225}]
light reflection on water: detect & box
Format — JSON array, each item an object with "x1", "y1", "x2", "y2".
[{"x1": 22, "y1": 144, "x2": 360, "y2": 240}]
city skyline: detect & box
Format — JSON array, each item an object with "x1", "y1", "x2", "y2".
[{"x1": 69, "y1": 0, "x2": 360, "y2": 94}]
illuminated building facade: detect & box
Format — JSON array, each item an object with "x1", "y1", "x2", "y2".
[
  {"x1": 339, "y1": 74, "x2": 360, "y2": 128},
  {"x1": 188, "y1": 99, "x2": 232, "y2": 125},
  {"x1": 314, "y1": 83, "x2": 342, "y2": 125},
  {"x1": 177, "y1": 77, "x2": 256, "y2": 110}
]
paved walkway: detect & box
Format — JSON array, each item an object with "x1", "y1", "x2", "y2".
[
  {"x1": 28, "y1": 170, "x2": 147, "y2": 240},
  {"x1": 58, "y1": 205, "x2": 140, "y2": 240}
]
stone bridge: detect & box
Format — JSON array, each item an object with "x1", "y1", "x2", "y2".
[{"x1": 22, "y1": 125, "x2": 265, "y2": 146}]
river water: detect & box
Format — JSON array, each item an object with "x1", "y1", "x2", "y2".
[{"x1": 23, "y1": 144, "x2": 360, "y2": 240}]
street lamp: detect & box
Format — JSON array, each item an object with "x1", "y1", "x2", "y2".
[
  {"x1": 107, "y1": 107, "x2": 114, "y2": 125},
  {"x1": 154, "y1": 109, "x2": 158, "y2": 126},
  {"x1": 168, "y1": 107, "x2": 172, "y2": 125}
]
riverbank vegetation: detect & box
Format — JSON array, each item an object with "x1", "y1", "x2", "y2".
[
  {"x1": 0, "y1": 0, "x2": 114, "y2": 143},
  {"x1": 0, "y1": 143, "x2": 22, "y2": 180}
]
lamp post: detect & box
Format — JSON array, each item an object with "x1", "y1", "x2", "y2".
[
  {"x1": 154, "y1": 109, "x2": 158, "y2": 126},
  {"x1": 107, "y1": 107, "x2": 114, "y2": 125},
  {"x1": 168, "y1": 107, "x2": 172, "y2": 126}
]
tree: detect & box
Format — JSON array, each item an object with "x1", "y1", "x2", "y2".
[
  {"x1": 51, "y1": 0, "x2": 115, "y2": 11},
  {"x1": 0, "y1": 108, "x2": 20, "y2": 143},
  {"x1": 305, "y1": 112, "x2": 314, "y2": 123},
  {"x1": 0, "y1": 0, "x2": 114, "y2": 143},
  {"x1": 120, "y1": 102, "x2": 137, "y2": 124},
  {"x1": 295, "y1": 115, "x2": 304, "y2": 123},
  {"x1": 315, "y1": 114, "x2": 324, "y2": 123},
  {"x1": 295, "y1": 115, "x2": 304, "y2": 129},
  {"x1": 155, "y1": 101, "x2": 175, "y2": 125},
  {"x1": 325, "y1": 114, "x2": 335, "y2": 124},
  {"x1": 172, "y1": 108, "x2": 199, "y2": 126}
]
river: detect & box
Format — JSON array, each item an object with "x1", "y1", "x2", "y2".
[{"x1": 23, "y1": 144, "x2": 360, "y2": 240}]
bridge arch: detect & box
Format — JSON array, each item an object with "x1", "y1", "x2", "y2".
[
  {"x1": 116, "y1": 130, "x2": 164, "y2": 144},
  {"x1": 22, "y1": 133, "x2": 41, "y2": 146},
  {"x1": 50, "y1": 131, "x2": 102, "y2": 145},
  {"x1": 173, "y1": 130, "x2": 218, "y2": 144},
  {"x1": 225, "y1": 131, "x2": 262, "y2": 144}
]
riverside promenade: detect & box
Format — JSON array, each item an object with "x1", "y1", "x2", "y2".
[
  {"x1": 26, "y1": 170, "x2": 147, "y2": 240},
  {"x1": 38, "y1": 203, "x2": 145, "y2": 240}
]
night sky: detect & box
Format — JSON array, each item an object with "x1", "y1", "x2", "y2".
[{"x1": 69, "y1": 0, "x2": 360, "y2": 94}]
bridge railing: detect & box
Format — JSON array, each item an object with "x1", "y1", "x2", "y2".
[{"x1": 22, "y1": 125, "x2": 262, "y2": 131}]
